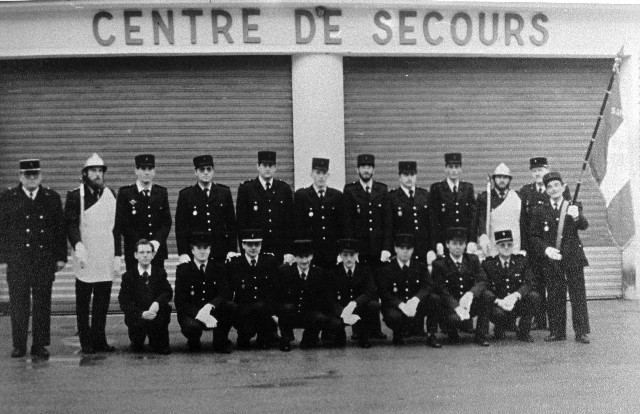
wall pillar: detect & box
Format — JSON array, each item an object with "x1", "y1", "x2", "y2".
[{"x1": 291, "y1": 54, "x2": 345, "y2": 190}]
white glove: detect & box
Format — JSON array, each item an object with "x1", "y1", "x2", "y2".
[
  {"x1": 455, "y1": 305, "x2": 471, "y2": 321},
  {"x1": 336, "y1": 254, "x2": 343, "y2": 264},
  {"x1": 204, "y1": 315, "x2": 218, "y2": 329},
  {"x1": 343, "y1": 314, "x2": 361, "y2": 326},
  {"x1": 196, "y1": 304, "x2": 217, "y2": 328},
  {"x1": 271, "y1": 315, "x2": 279, "y2": 324},
  {"x1": 517, "y1": 250, "x2": 527, "y2": 257},
  {"x1": 113, "y1": 256, "x2": 122, "y2": 273},
  {"x1": 426, "y1": 250, "x2": 436, "y2": 265},
  {"x1": 466, "y1": 242, "x2": 478, "y2": 254},
  {"x1": 225, "y1": 251, "x2": 240, "y2": 262},
  {"x1": 75, "y1": 242, "x2": 87, "y2": 269},
  {"x1": 503, "y1": 292, "x2": 521, "y2": 309},
  {"x1": 341, "y1": 301, "x2": 357, "y2": 317},
  {"x1": 380, "y1": 250, "x2": 391, "y2": 262},
  {"x1": 478, "y1": 234, "x2": 490, "y2": 253},
  {"x1": 406, "y1": 296, "x2": 420, "y2": 315},
  {"x1": 283, "y1": 254, "x2": 295, "y2": 264},
  {"x1": 398, "y1": 302, "x2": 411, "y2": 317},
  {"x1": 436, "y1": 243, "x2": 444, "y2": 256},
  {"x1": 149, "y1": 302, "x2": 160, "y2": 314},
  {"x1": 459, "y1": 292, "x2": 473, "y2": 310},
  {"x1": 495, "y1": 298, "x2": 511, "y2": 311},
  {"x1": 141, "y1": 310, "x2": 157, "y2": 320},
  {"x1": 179, "y1": 254, "x2": 191, "y2": 264},
  {"x1": 545, "y1": 247, "x2": 562, "y2": 261},
  {"x1": 567, "y1": 205, "x2": 579, "y2": 219},
  {"x1": 150, "y1": 240, "x2": 160, "y2": 253},
  {"x1": 341, "y1": 302, "x2": 361, "y2": 326}
]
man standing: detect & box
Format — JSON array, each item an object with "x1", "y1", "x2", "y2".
[
  {"x1": 118, "y1": 239, "x2": 172, "y2": 354},
  {"x1": 475, "y1": 163, "x2": 522, "y2": 257},
  {"x1": 114, "y1": 154, "x2": 172, "y2": 272},
  {"x1": 236, "y1": 151, "x2": 294, "y2": 262},
  {"x1": 174, "y1": 232, "x2": 236, "y2": 353},
  {"x1": 378, "y1": 234, "x2": 443, "y2": 348},
  {"x1": 520, "y1": 157, "x2": 571, "y2": 330},
  {"x1": 429, "y1": 153, "x2": 477, "y2": 255},
  {"x1": 65, "y1": 153, "x2": 119, "y2": 354},
  {"x1": 482, "y1": 230, "x2": 540, "y2": 342},
  {"x1": 530, "y1": 172, "x2": 590, "y2": 344},
  {"x1": 175, "y1": 155, "x2": 237, "y2": 265},
  {"x1": 226, "y1": 229, "x2": 280, "y2": 350},
  {"x1": 431, "y1": 227, "x2": 491, "y2": 346},
  {"x1": 0, "y1": 159, "x2": 67, "y2": 358},
  {"x1": 294, "y1": 158, "x2": 344, "y2": 269}
]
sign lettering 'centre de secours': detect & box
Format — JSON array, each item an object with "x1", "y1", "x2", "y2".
[{"x1": 93, "y1": 9, "x2": 549, "y2": 48}]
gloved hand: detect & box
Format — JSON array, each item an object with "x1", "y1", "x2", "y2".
[
  {"x1": 343, "y1": 314, "x2": 361, "y2": 326},
  {"x1": 380, "y1": 250, "x2": 391, "y2": 262},
  {"x1": 141, "y1": 310, "x2": 157, "y2": 320},
  {"x1": 179, "y1": 254, "x2": 191, "y2": 264},
  {"x1": 196, "y1": 304, "x2": 216, "y2": 328},
  {"x1": 113, "y1": 256, "x2": 122, "y2": 274},
  {"x1": 336, "y1": 254, "x2": 343, "y2": 264},
  {"x1": 150, "y1": 240, "x2": 160, "y2": 253},
  {"x1": 459, "y1": 292, "x2": 473, "y2": 310},
  {"x1": 567, "y1": 205, "x2": 579, "y2": 219},
  {"x1": 478, "y1": 234, "x2": 490, "y2": 253},
  {"x1": 225, "y1": 251, "x2": 240, "y2": 262},
  {"x1": 517, "y1": 250, "x2": 527, "y2": 257},
  {"x1": 75, "y1": 242, "x2": 87, "y2": 269},
  {"x1": 341, "y1": 301, "x2": 357, "y2": 318},
  {"x1": 455, "y1": 305, "x2": 470, "y2": 321},
  {"x1": 271, "y1": 315, "x2": 279, "y2": 324},
  {"x1": 466, "y1": 242, "x2": 478, "y2": 254},
  {"x1": 545, "y1": 247, "x2": 562, "y2": 261},
  {"x1": 406, "y1": 297, "x2": 420, "y2": 316},
  {"x1": 149, "y1": 302, "x2": 160, "y2": 314},
  {"x1": 398, "y1": 302, "x2": 411, "y2": 317},
  {"x1": 56, "y1": 261, "x2": 66, "y2": 272},
  {"x1": 503, "y1": 292, "x2": 521, "y2": 310},
  {"x1": 283, "y1": 254, "x2": 295, "y2": 265},
  {"x1": 426, "y1": 251, "x2": 437, "y2": 265},
  {"x1": 495, "y1": 298, "x2": 511, "y2": 311},
  {"x1": 436, "y1": 243, "x2": 444, "y2": 256}
]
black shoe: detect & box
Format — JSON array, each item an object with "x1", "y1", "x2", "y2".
[
  {"x1": 95, "y1": 344, "x2": 116, "y2": 353},
  {"x1": 299, "y1": 338, "x2": 317, "y2": 350},
  {"x1": 544, "y1": 334, "x2": 566, "y2": 342},
  {"x1": 426, "y1": 334, "x2": 443, "y2": 348},
  {"x1": 358, "y1": 338, "x2": 372, "y2": 349},
  {"x1": 279, "y1": 340, "x2": 292, "y2": 352},
  {"x1": 11, "y1": 348, "x2": 26, "y2": 358},
  {"x1": 236, "y1": 337, "x2": 252, "y2": 350},
  {"x1": 255, "y1": 337, "x2": 271, "y2": 350},
  {"x1": 154, "y1": 347, "x2": 171, "y2": 355},
  {"x1": 493, "y1": 328, "x2": 505, "y2": 340},
  {"x1": 130, "y1": 343, "x2": 145, "y2": 353},
  {"x1": 517, "y1": 333, "x2": 535, "y2": 343},
  {"x1": 372, "y1": 331, "x2": 388, "y2": 340},
  {"x1": 575, "y1": 334, "x2": 590, "y2": 344},
  {"x1": 187, "y1": 339, "x2": 202, "y2": 352},
  {"x1": 81, "y1": 347, "x2": 96, "y2": 355},
  {"x1": 213, "y1": 340, "x2": 233, "y2": 354},
  {"x1": 447, "y1": 331, "x2": 461, "y2": 344},
  {"x1": 392, "y1": 333, "x2": 405, "y2": 346},
  {"x1": 474, "y1": 336, "x2": 490, "y2": 347},
  {"x1": 532, "y1": 320, "x2": 548, "y2": 330},
  {"x1": 30, "y1": 346, "x2": 50, "y2": 358}
]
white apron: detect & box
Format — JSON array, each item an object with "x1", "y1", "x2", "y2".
[
  {"x1": 74, "y1": 188, "x2": 116, "y2": 283},
  {"x1": 487, "y1": 190, "x2": 522, "y2": 256}
]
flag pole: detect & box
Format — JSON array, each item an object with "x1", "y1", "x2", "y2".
[{"x1": 573, "y1": 50, "x2": 624, "y2": 204}]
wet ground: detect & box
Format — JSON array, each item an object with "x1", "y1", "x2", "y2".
[{"x1": 1, "y1": 300, "x2": 639, "y2": 413}]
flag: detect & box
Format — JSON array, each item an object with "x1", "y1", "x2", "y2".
[{"x1": 589, "y1": 48, "x2": 635, "y2": 248}]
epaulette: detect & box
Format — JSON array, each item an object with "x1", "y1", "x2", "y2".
[
  {"x1": 216, "y1": 183, "x2": 230, "y2": 189},
  {"x1": 264, "y1": 252, "x2": 275, "y2": 256},
  {"x1": 345, "y1": 181, "x2": 358, "y2": 187},
  {"x1": 155, "y1": 184, "x2": 168, "y2": 191},
  {"x1": 375, "y1": 181, "x2": 388, "y2": 189}
]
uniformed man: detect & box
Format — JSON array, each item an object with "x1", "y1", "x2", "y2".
[
  {"x1": 475, "y1": 163, "x2": 522, "y2": 258},
  {"x1": 0, "y1": 159, "x2": 67, "y2": 359},
  {"x1": 118, "y1": 239, "x2": 172, "y2": 354},
  {"x1": 114, "y1": 154, "x2": 172, "y2": 272},
  {"x1": 328, "y1": 239, "x2": 380, "y2": 349},
  {"x1": 174, "y1": 232, "x2": 236, "y2": 353},
  {"x1": 226, "y1": 229, "x2": 280, "y2": 350},
  {"x1": 175, "y1": 155, "x2": 237, "y2": 265},
  {"x1": 293, "y1": 157, "x2": 344, "y2": 269},
  {"x1": 65, "y1": 153, "x2": 119, "y2": 354},
  {"x1": 520, "y1": 157, "x2": 572, "y2": 330},
  {"x1": 482, "y1": 230, "x2": 540, "y2": 342},
  {"x1": 342, "y1": 153, "x2": 393, "y2": 265},
  {"x1": 431, "y1": 227, "x2": 491, "y2": 346},
  {"x1": 378, "y1": 234, "x2": 443, "y2": 348},
  {"x1": 529, "y1": 172, "x2": 590, "y2": 344},
  {"x1": 273, "y1": 240, "x2": 342, "y2": 352},
  {"x1": 236, "y1": 151, "x2": 294, "y2": 262},
  {"x1": 429, "y1": 153, "x2": 477, "y2": 255}
]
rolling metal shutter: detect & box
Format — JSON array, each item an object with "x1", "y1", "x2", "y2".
[
  {"x1": 344, "y1": 57, "x2": 621, "y2": 299},
  {"x1": 0, "y1": 56, "x2": 293, "y2": 314}
]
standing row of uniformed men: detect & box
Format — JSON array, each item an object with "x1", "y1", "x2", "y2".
[{"x1": 0, "y1": 150, "x2": 591, "y2": 358}]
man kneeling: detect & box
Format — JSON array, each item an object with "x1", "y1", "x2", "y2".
[{"x1": 118, "y1": 239, "x2": 172, "y2": 354}]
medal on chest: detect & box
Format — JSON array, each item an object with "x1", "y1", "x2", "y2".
[
  {"x1": 544, "y1": 221, "x2": 549, "y2": 232},
  {"x1": 309, "y1": 209, "x2": 314, "y2": 217},
  {"x1": 397, "y1": 208, "x2": 402, "y2": 217},
  {"x1": 254, "y1": 203, "x2": 258, "y2": 212}
]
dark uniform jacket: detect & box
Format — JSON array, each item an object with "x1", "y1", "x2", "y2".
[
  {"x1": 118, "y1": 265, "x2": 173, "y2": 325},
  {"x1": 529, "y1": 201, "x2": 589, "y2": 269},
  {"x1": 175, "y1": 183, "x2": 237, "y2": 260},
  {"x1": 431, "y1": 254, "x2": 487, "y2": 309},
  {"x1": 329, "y1": 264, "x2": 377, "y2": 315},
  {"x1": 174, "y1": 261, "x2": 232, "y2": 319},
  {"x1": 273, "y1": 264, "x2": 331, "y2": 314},
  {"x1": 482, "y1": 254, "x2": 535, "y2": 299},
  {"x1": 226, "y1": 253, "x2": 279, "y2": 306},
  {"x1": 378, "y1": 259, "x2": 435, "y2": 309},
  {"x1": 294, "y1": 185, "x2": 344, "y2": 266},
  {"x1": 342, "y1": 181, "x2": 393, "y2": 257},
  {"x1": 519, "y1": 183, "x2": 571, "y2": 253},
  {"x1": 388, "y1": 186, "x2": 433, "y2": 261},
  {"x1": 429, "y1": 180, "x2": 477, "y2": 247},
  {"x1": 64, "y1": 184, "x2": 118, "y2": 253},
  {"x1": 114, "y1": 184, "x2": 172, "y2": 262},
  {"x1": 236, "y1": 177, "x2": 294, "y2": 257},
  {"x1": 0, "y1": 185, "x2": 67, "y2": 268}
]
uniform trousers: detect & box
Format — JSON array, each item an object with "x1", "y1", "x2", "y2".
[
  {"x1": 488, "y1": 291, "x2": 541, "y2": 336},
  {"x1": 178, "y1": 301, "x2": 237, "y2": 346},
  {"x1": 530, "y1": 263, "x2": 548, "y2": 327},
  {"x1": 75, "y1": 279, "x2": 112, "y2": 351},
  {"x1": 278, "y1": 305, "x2": 342, "y2": 343},
  {"x1": 233, "y1": 301, "x2": 274, "y2": 341},
  {"x1": 441, "y1": 292, "x2": 493, "y2": 338},
  {"x1": 7, "y1": 262, "x2": 54, "y2": 351},
  {"x1": 382, "y1": 293, "x2": 443, "y2": 338},
  {"x1": 126, "y1": 305, "x2": 172, "y2": 351},
  {"x1": 545, "y1": 265, "x2": 590, "y2": 337}
]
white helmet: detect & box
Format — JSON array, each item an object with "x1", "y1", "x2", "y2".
[
  {"x1": 83, "y1": 153, "x2": 107, "y2": 172},
  {"x1": 492, "y1": 163, "x2": 511, "y2": 178}
]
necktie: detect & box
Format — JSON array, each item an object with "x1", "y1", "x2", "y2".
[
  {"x1": 143, "y1": 190, "x2": 150, "y2": 199},
  {"x1": 455, "y1": 262, "x2": 461, "y2": 270},
  {"x1": 95, "y1": 190, "x2": 101, "y2": 201},
  {"x1": 453, "y1": 185, "x2": 458, "y2": 195},
  {"x1": 402, "y1": 265, "x2": 409, "y2": 272},
  {"x1": 301, "y1": 272, "x2": 306, "y2": 281},
  {"x1": 347, "y1": 269, "x2": 353, "y2": 278},
  {"x1": 266, "y1": 182, "x2": 271, "y2": 191},
  {"x1": 503, "y1": 261, "x2": 508, "y2": 270},
  {"x1": 319, "y1": 190, "x2": 325, "y2": 201},
  {"x1": 251, "y1": 259, "x2": 256, "y2": 267},
  {"x1": 200, "y1": 264, "x2": 205, "y2": 274},
  {"x1": 29, "y1": 191, "x2": 34, "y2": 200},
  {"x1": 365, "y1": 186, "x2": 370, "y2": 195},
  {"x1": 408, "y1": 189, "x2": 414, "y2": 201},
  {"x1": 499, "y1": 190, "x2": 505, "y2": 199},
  {"x1": 204, "y1": 188, "x2": 209, "y2": 198},
  {"x1": 142, "y1": 271, "x2": 149, "y2": 284},
  {"x1": 538, "y1": 187, "x2": 544, "y2": 194},
  {"x1": 554, "y1": 202, "x2": 559, "y2": 211}
]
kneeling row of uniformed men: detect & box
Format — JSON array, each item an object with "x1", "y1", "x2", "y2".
[{"x1": 119, "y1": 226, "x2": 540, "y2": 354}]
